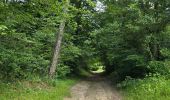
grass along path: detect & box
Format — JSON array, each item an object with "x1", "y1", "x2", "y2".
[
  {"x1": 0, "y1": 79, "x2": 77, "y2": 100},
  {"x1": 118, "y1": 76, "x2": 170, "y2": 100}
]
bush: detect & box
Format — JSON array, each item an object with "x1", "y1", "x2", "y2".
[
  {"x1": 0, "y1": 48, "x2": 50, "y2": 80},
  {"x1": 111, "y1": 54, "x2": 148, "y2": 82},
  {"x1": 56, "y1": 64, "x2": 71, "y2": 78},
  {"x1": 147, "y1": 61, "x2": 170, "y2": 75}
]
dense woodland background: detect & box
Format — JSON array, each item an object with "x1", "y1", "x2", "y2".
[{"x1": 0, "y1": 0, "x2": 170, "y2": 100}]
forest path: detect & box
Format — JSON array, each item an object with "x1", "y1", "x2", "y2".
[{"x1": 64, "y1": 74, "x2": 122, "y2": 100}]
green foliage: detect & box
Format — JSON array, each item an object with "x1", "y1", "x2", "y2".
[
  {"x1": 56, "y1": 64, "x2": 71, "y2": 78},
  {"x1": 1, "y1": 2, "x2": 170, "y2": 100},
  {"x1": 118, "y1": 76, "x2": 170, "y2": 100},
  {"x1": 0, "y1": 0, "x2": 97, "y2": 80},
  {"x1": 0, "y1": 49, "x2": 49, "y2": 80},
  {"x1": 94, "y1": 0, "x2": 170, "y2": 80},
  {"x1": 0, "y1": 25, "x2": 8, "y2": 35},
  {"x1": 147, "y1": 61, "x2": 170, "y2": 75},
  {"x1": 160, "y1": 48, "x2": 170, "y2": 59}
]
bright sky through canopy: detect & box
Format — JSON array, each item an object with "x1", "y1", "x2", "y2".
[{"x1": 95, "y1": 0, "x2": 105, "y2": 12}]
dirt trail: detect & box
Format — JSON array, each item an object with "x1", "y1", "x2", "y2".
[{"x1": 64, "y1": 75, "x2": 122, "y2": 100}]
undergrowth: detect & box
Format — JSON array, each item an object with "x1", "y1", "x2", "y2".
[{"x1": 117, "y1": 75, "x2": 170, "y2": 100}]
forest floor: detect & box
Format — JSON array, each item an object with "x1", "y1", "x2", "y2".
[{"x1": 64, "y1": 74, "x2": 122, "y2": 100}]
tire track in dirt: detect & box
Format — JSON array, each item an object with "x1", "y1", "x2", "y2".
[{"x1": 64, "y1": 75, "x2": 121, "y2": 100}]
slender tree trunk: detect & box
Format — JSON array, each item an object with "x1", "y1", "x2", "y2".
[
  {"x1": 49, "y1": 0, "x2": 69, "y2": 78},
  {"x1": 49, "y1": 21, "x2": 66, "y2": 78}
]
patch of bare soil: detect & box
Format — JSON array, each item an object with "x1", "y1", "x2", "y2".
[{"x1": 64, "y1": 75, "x2": 122, "y2": 100}]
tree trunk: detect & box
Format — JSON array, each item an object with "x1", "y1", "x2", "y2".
[
  {"x1": 49, "y1": 0, "x2": 68, "y2": 78},
  {"x1": 49, "y1": 21, "x2": 65, "y2": 78}
]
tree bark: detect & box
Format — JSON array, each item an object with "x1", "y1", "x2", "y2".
[{"x1": 49, "y1": 0, "x2": 68, "y2": 78}]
